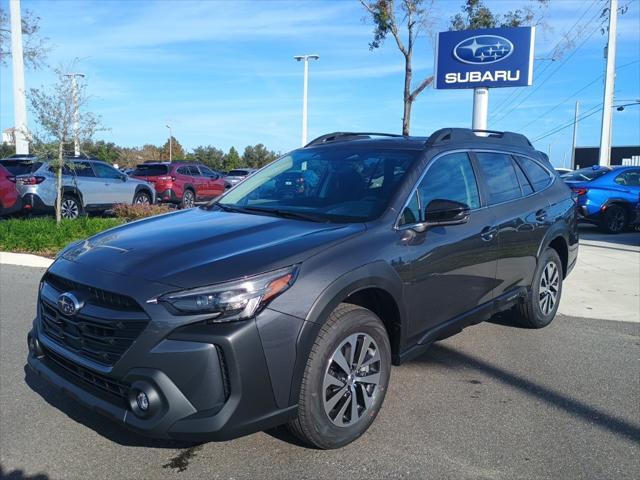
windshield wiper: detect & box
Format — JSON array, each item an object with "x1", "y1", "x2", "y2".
[{"x1": 240, "y1": 206, "x2": 328, "y2": 223}]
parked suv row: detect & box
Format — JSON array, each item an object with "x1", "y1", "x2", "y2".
[
  {"x1": 0, "y1": 156, "x2": 155, "y2": 218},
  {"x1": 131, "y1": 162, "x2": 228, "y2": 208},
  {"x1": 27, "y1": 128, "x2": 578, "y2": 450}
]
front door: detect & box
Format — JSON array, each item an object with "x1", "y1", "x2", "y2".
[
  {"x1": 92, "y1": 162, "x2": 128, "y2": 205},
  {"x1": 399, "y1": 151, "x2": 499, "y2": 340}
]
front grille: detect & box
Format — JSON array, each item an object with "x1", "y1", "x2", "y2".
[
  {"x1": 42, "y1": 345, "x2": 129, "y2": 401},
  {"x1": 40, "y1": 274, "x2": 149, "y2": 366},
  {"x1": 43, "y1": 272, "x2": 142, "y2": 311}
]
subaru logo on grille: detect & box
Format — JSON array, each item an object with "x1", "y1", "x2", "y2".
[
  {"x1": 57, "y1": 292, "x2": 82, "y2": 316},
  {"x1": 453, "y1": 35, "x2": 513, "y2": 65}
]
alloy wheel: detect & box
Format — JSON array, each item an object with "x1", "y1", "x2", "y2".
[
  {"x1": 607, "y1": 208, "x2": 625, "y2": 232},
  {"x1": 323, "y1": 333, "x2": 381, "y2": 427},
  {"x1": 135, "y1": 193, "x2": 150, "y2": 205},
  {"x1": 183, "y1": 191, "x2": 194, "y2": 208},
  {"x1": 61, "y1": 199, "x2": 79, "y2": 219},
  {"x1": 539, "y1": 261, "x2": 560, "y2": 316}
]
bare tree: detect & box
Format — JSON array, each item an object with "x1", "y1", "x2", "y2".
[
  {"x1": 360, "y1": 0, "x2": 549, "y2": 135},
  {"x1": 360, "y1": 0, "x2": 436, "y2": 136},
  {"x1": 28, "y1": 67, "x2": 102, "y2": 223},
  {"x1": 0, "y1": 6, "x2": 51, "y2": 69}
]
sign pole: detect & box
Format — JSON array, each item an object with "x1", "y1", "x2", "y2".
[
  {"x1": 9, "y1": 0, "x2": 29, "y2": 155},
  {"x1": 472, "y1": 87, "x2": 488, "y2": 130},
  {"x1": 571, "y1": 101, "x2": 580, "y2": 169},
  {"x1": 598, "y1": 0, "x2": 618, "y2": 166}
]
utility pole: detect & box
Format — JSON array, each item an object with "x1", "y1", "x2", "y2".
[
  {"x1": 9, "y1": 0, "x2": 29, "y2": 154},
  {"x1": 472, "y1": 87, "x2": 489, "y2": 130},
  {"x1": 571, "y1": 101, "x2": 580, "y2": 169},
  {"x1": 166, "y1": 125, "x2": 172, "y2": 161},
  {"x1": 64, "y1": 73, "x2": 85, "y2": 157},
  {"x1": 294, "y1": 54, "x2": 320, "y2": 146},
  {"x1": 598, "y1": 0, "x2": 618, "y2": 166}
]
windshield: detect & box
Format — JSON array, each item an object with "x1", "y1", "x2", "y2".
[
  {"x1": 133, "y1": 164, "x2": 169, "y2": 176},
  {"x1": 562, "y1": 168, "x2": 610, "y2": 182},
  {"x1": 216, "y1": 147, "x2": 419, "y2": 222},
  {"x1": 0, "y1": 159, "x2": 43, "y2": 175}
]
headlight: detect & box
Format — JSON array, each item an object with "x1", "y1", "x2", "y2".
[{"x1": 158, "y1": 265, "x2": 298, "y2": 322}]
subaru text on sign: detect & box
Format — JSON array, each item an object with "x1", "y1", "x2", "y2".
[{"x1": 435, "y1": 27, "x2": 535, "y2": 89}]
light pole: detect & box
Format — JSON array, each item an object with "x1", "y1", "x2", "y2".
[
  {"x1": 166, "y1": 125, "x2": 172, "y2": 161},
  {"x1": 9, "y1": 0, "x2": 29, "y2": 154},
  {"x1": 64, "y1": 73, "x2": 85, "y2": 157},
  {"x1": 294, "y1": 54, "x2": 319, "y2": 146},
  {"x1": 598, "y1": 0, "x2": 618, "y2": 166}
]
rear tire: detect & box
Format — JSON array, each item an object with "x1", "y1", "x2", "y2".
[
  {"x1": 60, "y1": 195, "x2": 83, "y2": 219},
  {"x1": 599, "y1": 204, "x2": 627, "y2": 234},
  {"x1": 517, "y1": 248, "x2": 563, "y2": 328},
  {"x1": 181, "y1": 189, "x2": 195, "y2": 209},
  {"x1": 287, "y1": 303, "x2": 391, "y2": 449}
]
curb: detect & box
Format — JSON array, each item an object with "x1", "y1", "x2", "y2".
[{"x1": 0, "y1": 251, "x2": 54, "y2": 268}]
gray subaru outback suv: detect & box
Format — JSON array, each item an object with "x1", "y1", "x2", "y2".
[{"x1": 1, "y1": 157, "x2": 155, "y2": 218}]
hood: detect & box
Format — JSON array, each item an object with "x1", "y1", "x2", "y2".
[{"x1": 62, "y1": 207, "x2": 365, "y2": 288}]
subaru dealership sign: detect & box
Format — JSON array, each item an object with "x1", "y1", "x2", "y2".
[{"x1": 435, "y1": 27, "x2": 535, "y2": 89}]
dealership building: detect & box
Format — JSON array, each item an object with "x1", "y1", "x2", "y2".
[{"x1": 573, "y1": 146, "x2": 640, "y2": 169}]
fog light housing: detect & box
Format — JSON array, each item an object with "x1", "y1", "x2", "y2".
[
  {"x1": 27, "y1": 331, "x2": 43, "y2": 358},
  {"x1": 128, "y1": 381, "x2": 161, "y2": 418}
]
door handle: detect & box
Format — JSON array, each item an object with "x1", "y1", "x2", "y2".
[
  {"x1": 535, "y1": 209, "x2": 548, "y2": 222},
  {"x1": 480, "y1": 226, "x2": 497, "y2": 242}
]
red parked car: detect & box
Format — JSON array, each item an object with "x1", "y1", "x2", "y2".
[
  {"x1": 131, "y1": 162, "x2": 228, "y2": 208},
  {"x1": 0, "y1": 164, "x2": 21, "y2": 217}
]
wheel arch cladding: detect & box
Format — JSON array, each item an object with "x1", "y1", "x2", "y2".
[
  {"x1": 62, "y1": 186, "x2": 83, "y2": 205},
  {"x1": 548, "y1": 236, "x2": 568, "y2": 278},
  {"x1": 134, "y1": 185, "x2": 151, "y2": 196}
]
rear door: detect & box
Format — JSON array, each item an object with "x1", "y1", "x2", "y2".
[
  {"x1": 399, "y1": 151, "x2": 499, "y2": 338},
  {"x1": 67, "y1": 161, "x2": 102, "y2": 206},
  {"x1": 188, "y1": 165, "x2": 208, "y2": 200},
  {"x1": 473, "y1": 151, "x2": 551, "y2": 299}
]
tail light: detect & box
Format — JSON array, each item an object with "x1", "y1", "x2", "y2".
[
  {"x1": 571, "y1": 187, "x2": 587, "y2": 196},
  {"x1": 18, "y1": 176, "x2": 45, "y2": 185}
]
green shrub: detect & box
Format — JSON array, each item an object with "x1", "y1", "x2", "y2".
[
  {"x1": 0, "y1": 216, "x2": 124, "y2": 257},
  {"x1": 112, "y1": 203, "x2": 172, "y2": 221}
]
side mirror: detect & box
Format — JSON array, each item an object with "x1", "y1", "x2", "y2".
[
  {"x1": 412, "y1": 199, "x2": 470, "y2": 231},
  {"x1": 120, "y1": 174, "x2": 128, "y2": 182},
  {"x1": 425, "y1": 199, "x2": 470, "y2": 225}
]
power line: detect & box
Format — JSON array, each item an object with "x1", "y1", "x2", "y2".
[
  {"x1": 531, "y1": 104, "x2": 603, "y2": 143},
  {"x1": 488, "y1": 0, "x2": 602, "y2": 119},
  {"x1": 491, "y1": 5, "x2": 606, "y2": 125},
  {"x1": 515, "y1": 59, "x2": 640, "y2": 133}
]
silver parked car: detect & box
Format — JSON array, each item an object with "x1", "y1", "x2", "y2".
[
  {"x1": 2, "y1": 157, "x2": 156, "y2": 219},
  {"x1": 224, "y1": 168, "x2": 257, "y2": 187}
]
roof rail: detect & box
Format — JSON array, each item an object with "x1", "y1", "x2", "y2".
[
  {"x1": 305, "y1": 132, "x2": 404, "y2": 147},
  {"x1": 425, "y1": 128, "x2": 533, "y2": 148}
]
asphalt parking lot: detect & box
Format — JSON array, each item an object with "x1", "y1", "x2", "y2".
[{"x1": 1, "y1": 228, "x2": 639, "y2": 480}]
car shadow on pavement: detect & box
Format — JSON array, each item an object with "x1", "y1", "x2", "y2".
[
  {"x1": 0, "y1": 466, "x2": 50, "y2": 480},
  {"x1": 409, "y1": 344, "x2": 640, "y2": 443},
  {"x1": 23, "y1": 366, "x2": 197, "y2": 449},
  {"x1": 578, "y1": 224, "x2": 640, "y2": 247}
]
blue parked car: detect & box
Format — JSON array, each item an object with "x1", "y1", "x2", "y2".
[{"x1": 562, "y1": 165, "x2": 640, "y2": 233}]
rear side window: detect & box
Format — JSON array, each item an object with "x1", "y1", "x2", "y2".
[
  {"x1": 176, "y1": 166, "x2": 190, "y2": 175},
  {"x1": 1, "y1": 160, "x2": 42, "y2": 175},
  {"x1": 475, "y1": 152, "x2": 522, "y2": 204},
  {"x1": 187, "y1": 166, "x2": 201, "y2": 176},
  {"x1": 517, "y1": 156, "x2": 552, "y2": 191},
  {"x1": 513, "y1": 160, "x2": 534, "y2": 195},
  {"x1": 71, "y1": 161, "x2": 96, "y2": 177},
  {"x1": 614, "y1": 170, "x2": 640, "y2": 186},
  {"x1": 133, "y1": 164, "x2": 169, "y2": 176}
]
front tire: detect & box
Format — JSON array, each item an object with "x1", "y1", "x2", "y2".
[
  {"x1": 60, "y1": 195, "x2": 83, "y2": 219},
  {"x1": 517, "y1": 248, "x2": 563, "y2": 328},
  {"x1": 288, "y1": 303, "x2": 391, "y2": 449},
  {"x1": 133, "y1": 191, "x2": 151, "y2": 205},
  {"x1": 599, "y1": 204, "x2": 627, "y2": 234}
]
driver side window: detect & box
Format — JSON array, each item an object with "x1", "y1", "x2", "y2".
[{"x1": 399, "y1": 152, "x2": 480, "y2": 226}]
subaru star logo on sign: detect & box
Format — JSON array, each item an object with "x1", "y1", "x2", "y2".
[
  {"x1": 57, "y1": 292, "x2": 82, "y2": 316},
  {"x1": 435, "y1": 27, "x2": 535, "y2": 89}
]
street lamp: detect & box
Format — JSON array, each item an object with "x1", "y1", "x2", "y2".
[
  {"x1": 63, "y1": 72, "x2": 86, "y2": 157},
  {"x1": 294, "y1": 54, "x2": 320, "y2": 146},
  {"x1": 166, "y1": 124, "x2": 172, "y2": 162}
]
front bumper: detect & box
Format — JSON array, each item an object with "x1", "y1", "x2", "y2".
[{"x1": 26, "y1": 261, "x2": 306, "y2": 441}]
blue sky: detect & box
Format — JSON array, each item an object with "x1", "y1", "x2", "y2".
[{"x1": 0, "y1": 0, "x2": 638, "y2": 167}]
